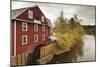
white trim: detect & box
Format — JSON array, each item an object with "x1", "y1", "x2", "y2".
[
  {"x1": 14, "y1": 21, "x2": 16, "y2": 57},
  {"x1": 22, "y1": 22, "x2": 28, "y2": 31},
  {"x1": 41, "y1": 15, "x2": 44, "y2": 22},
  {"x1": 28, "y1": 10, "x2": 33, "y2": 19},
  {"x1": 34, "y1": 19, "x2": 41, "y2": 24},
  {"x1": 14, "y1": 18, "x2": 31, "y2": 23},
  {"x1": 42, "y1": 26, "x2": 45, "y2": 32},
  {"x1": 42, "y1": 34, "x2": 45, "y2": 41},
  {"x1": 13, "y1": 18, "x2": 50, "y2": 27},
  {"x1": 12, "y1": 9, "x2": 27, "y2": 19},
  {"x1": 34, "y1": 24, "x2": 38, "y2": 32},
  {"x1": 22, "y1": 35, "x2": 28, "y2": 45},
  {"x1": 34, "y1": 35, "x2": 38, "y2": 42}
]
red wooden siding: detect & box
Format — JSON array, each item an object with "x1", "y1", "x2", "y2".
[
  {"x1": 12, "y1": 6, "x2": 51, "y2": 56},
  {"x1": 16, "y1": 6, "x2": 48, "y2": 25},
  {"x1": 12, "y1": 20, "x2": 50, "y2": 55}
]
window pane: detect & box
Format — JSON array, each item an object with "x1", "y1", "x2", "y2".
[
  {"x1": 34, "y1": 35, "x2": 38, "y2": 42},
  {"x1": 41, "y1": 16, "x2": 44, "y2": 22},
  {"x1": 22, "y1": 36, "x2": 28, "y2": 45},
  {"x1": 23, "y1": 24, "x2": 26, "y2": 30},
  {"x1": 28, "y1": 10, "x2": 33, "y2": 19},
  {"x1": 42, "y1": 34, "x2": 45, "y2": 41},
  {"x1": 23, "y1": 37, "x2": 26, "y2": 43},
  {"x1": 22, "y1": 22, "x2": 27, "y2": 31},
  {"x1": 42, "y1": 26, "x2": 45, "y2": 31},
  {"x1": 34, "y1": 24, "x2": 38, "y2": 31}
]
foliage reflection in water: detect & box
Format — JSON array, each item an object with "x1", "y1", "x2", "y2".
[{"x1": 48, "y1": 39, "x2": 84, "y2": 64}]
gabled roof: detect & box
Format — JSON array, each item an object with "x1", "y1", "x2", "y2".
[
  {"x1": 11, "y1": 8, "x2": 27, "y2": 19},
  {"x1": 11, "y1": 6, "x2": 51, "y2": 27},
  {"x1": 11, "y1": 5, "x2": 37, "y2": 19}
]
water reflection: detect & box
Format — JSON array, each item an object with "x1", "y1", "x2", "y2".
[
  {"x1": 77, "y1": 35, "x2": 95, "y2": 61},
  {"x1": 48, "y1": 35, "x2": 95, "y2": 64},
  {"x1": 48, "y1": 39, "x2": 84, "y2": 63}
]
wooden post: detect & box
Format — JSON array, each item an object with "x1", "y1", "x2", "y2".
[
  {"x1": 17, "y1": 54, "x2": 22, "y2": 65},
  {"x1": 21, "y1": 53, "x2": 25, "y2": 65},
  {"x1": 11, "y1": 57, "x2": 17, "y2": 66}
]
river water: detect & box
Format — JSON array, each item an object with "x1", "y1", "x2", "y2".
[
  {"x1": 48, "y1": 35, "x2": 96, "y2": 64},
  {"x1": 76, "y1": 35, "x2": 96, "y2": 62}
]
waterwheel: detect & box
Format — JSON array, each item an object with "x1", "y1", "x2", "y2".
[{"x1": 26, "y1": 45, "x2": 41, "y2": 65}]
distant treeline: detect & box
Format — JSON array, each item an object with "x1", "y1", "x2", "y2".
[{"x1": 82, "y1": 25, "x2": 96, "y2": 35}]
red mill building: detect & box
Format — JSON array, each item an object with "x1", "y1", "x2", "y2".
[{"x1": 11, "y1": 5, "x2": 54, "y2": 65}]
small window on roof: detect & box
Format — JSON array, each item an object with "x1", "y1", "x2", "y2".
[
  {"x1": 41, "y1": 16, "x2": 44, "y2": 22},
  {"x1": 28, "y1": 10, "x2": 33, "y2": 19}
]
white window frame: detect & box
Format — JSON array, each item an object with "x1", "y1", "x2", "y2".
[
  {"x1": 41, "y1": 16, "x2": 44, "y2": 22},
  {"x1": 42, "y1": 34, "x2": 45, "y2": 41},
  {"x1": 34, "y1": 24, "x2": 38, "y2": 32},
  {"x1": 34, "y1": 35, "x2": 38, "y2": 42},
  {"x1": 22, "y1": 35, "x2": 28, "y2": 45},
  {"x1": 22, "y1": 22, "x2": 28, "y2": 31},
  {"x1": 28, "y1": 10, "x2": 33, "y2": 19},
  {"x1": 42, "y1": 26, "x2": 45, "y2": 32}
]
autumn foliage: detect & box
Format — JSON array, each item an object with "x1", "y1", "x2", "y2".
[{"x1": 53, "y1": 15, "x2": 85, "y2": 49}]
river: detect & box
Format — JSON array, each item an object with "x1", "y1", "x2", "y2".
[
  {"x1": 76, "y1": 35, "x2": 96, "y2": 62},
  {"x1": 48, "y1": 35, "x2": 96, "y2": 64}
]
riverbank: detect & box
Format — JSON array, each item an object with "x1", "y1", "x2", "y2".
[{"x1": 48, "y1": 35, "x2": 95, "y2": 64}]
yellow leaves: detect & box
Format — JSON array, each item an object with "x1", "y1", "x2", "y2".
[
  {"x1": 53, "y1": 16, "x2": 85, "y2": 50},
  {"x1": 56, "y1": 32, "x2": 76, "y2": 49},
  {"x1": 54, "y1": 24, "x2": 84, "y2": 49}
]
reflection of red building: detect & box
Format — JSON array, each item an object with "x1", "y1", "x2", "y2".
[{"x1": 11, "y1": 5, "x2": 51, "y2": 57}]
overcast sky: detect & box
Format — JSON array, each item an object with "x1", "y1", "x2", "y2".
[{"x1": 12, "y1": 1, "x2": 96, "y2": 26}]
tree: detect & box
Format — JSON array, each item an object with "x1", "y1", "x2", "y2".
[{"x1": 53, "y1": 12, "x2": 85, "y2": 49}]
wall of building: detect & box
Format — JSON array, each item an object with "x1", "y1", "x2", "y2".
[{"x1": 12, "y1": 20, "x2": 50, "y2": 56}]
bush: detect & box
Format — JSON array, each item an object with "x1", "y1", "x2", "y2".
[{"x1": 53, "y1": 17, "x2": 85, "y2": 49}]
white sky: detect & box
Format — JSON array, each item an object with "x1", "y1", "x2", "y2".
[{"x1": 12, "y1": 1, "x2": 96, "y2": 26}]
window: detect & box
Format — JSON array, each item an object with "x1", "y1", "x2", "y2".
[
  {"x1": 34, "y1": 24, "x2": 38, "y2": 32},
  {"x1": 28, "y1": 10, "x2": 33, "y2": 19},
  {"x1": 42, "y1": 34, "x2": 45, "y2": 41},
  {"x1": 42, "y1": 26, "x2": 45, "y2": 32},
  {"x1": 34, "y1": 35, "x2": 38, "y2": 42},
  {"x1": 41, "y1": 16, "x2": 44, "y2": 22},
  {"x1": 22, "y1": 35, "x2": 28, "y2": 45},
  {"x1": 22, "y1": 22, "x2": 28, "y2": 31}
]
